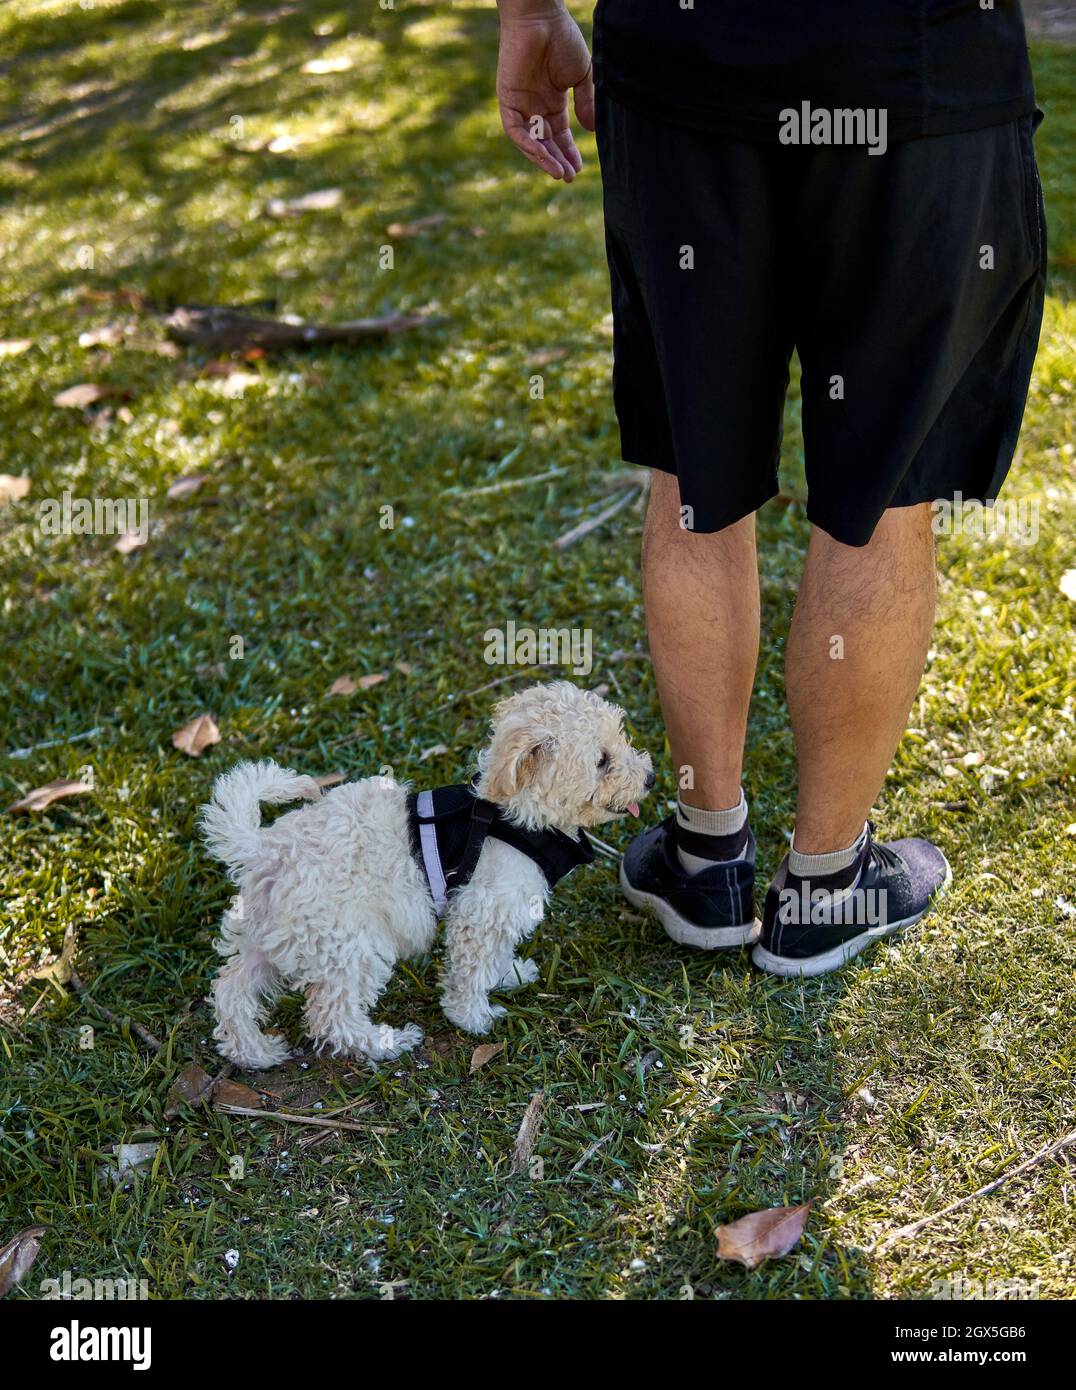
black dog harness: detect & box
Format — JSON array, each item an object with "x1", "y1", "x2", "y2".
[{"x1": 406, "y1": 783, "x2": 595, "y2": 917}]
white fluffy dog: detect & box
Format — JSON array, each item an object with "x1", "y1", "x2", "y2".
[{"x1": 202, "y1": 681, "x2": 653, "y2": 1068}]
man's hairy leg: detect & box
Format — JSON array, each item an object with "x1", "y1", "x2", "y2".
[
  {"x1": 642, "y1": 471, "x2": 760, "y2": 810},
  {"x1": 788, "y1": 503, "x2": 936, "y2": 853}
]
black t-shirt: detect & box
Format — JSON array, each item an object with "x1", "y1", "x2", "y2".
[{"x1": 592, "y1": 0, "x2": 1036, "y2": 143}]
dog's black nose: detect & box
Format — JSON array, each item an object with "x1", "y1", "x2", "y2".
[{"x1": 644, "y1": 770, "x2": 656, "y2": 792}]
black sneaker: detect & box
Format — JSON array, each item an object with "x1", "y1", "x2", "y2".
[
  {"x1": 619, "y1": 816, "x2": 760, "y2": 949},
  {"x1": 752, "y1": 824, "x2": 951, "y2": 978}
]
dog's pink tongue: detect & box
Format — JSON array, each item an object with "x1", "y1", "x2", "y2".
[{"x1": 628, "y1": 801, "x2": 640, "y2": 817}]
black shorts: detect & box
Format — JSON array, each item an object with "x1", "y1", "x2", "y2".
[{"x1": 595, "y1": 92, "x2": 1047, "y2": 546}]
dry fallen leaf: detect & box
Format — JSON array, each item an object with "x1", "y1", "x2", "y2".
[
  {"x1": 213, "y1": 1078, "x2": 265, "y2": 1110},
  {"x1": 111, "y1": 288, "x2": 145, "y2": 311},
  {"x1": 0, "y1": 339, "x2": 32, "y2": 358},
  {"x1": 8, "y1": 777, "x2": 93, "y2": 814},
  {"x1": 265, "y1": 187, "x2": 343, "y2": 218},
  {"x1": 167, "y1": 473, "x2": 208, "y2": 500},
  {"x1": 526, "y1": 346, "x2": 570, "y2": 368},
  {"x1": 0, "y1": 474, "x2": 30, "y2": 504},
  {"x1": 199, "y1": 357, "x2": 253, "y2": 379},
  {"x1": 78, "y1": 322, "x2": 127, "y2": 349},
  {"x1": 313, "y1": 771, "x2": 345, "y2": 789},
  {"x1": 103, "y1": 1142, "x2": 159, "y2": 1182},
  {"x1": 53, "y1": 382, "x2": 115, "y2": 409},
  {"x1": 357, "y1": 672, "x2": 387, "y2": 690},
  {"x1": 114, "y1": 1142, "x2": 159, "y2": 1170},
  {"x1": 164, "y1": 1061, "x2": 213, "y2": 1117},
  {"x1": 114, "y1": 528, "x2": 148, "y2": 554},
  {"x1": 171, "y1": 713, "x2": 221, "y2": 757},
  {"x1": 510, "y1": 1091, "x2": 545, "y2": 1175},
  {"x1": 31, "y1": 924, "x2": 77, "y2": 986},
  {"x1": 386, "y1": 213, "x2": 447, "y2": 238},
  {"x1": 715, "y1": 1203, "x2": 812, "y2": 1270},
  {"x1": 0, "y1": 1225, "x2": 47, "y2": 1298},
  {"x1": 395, "y1": 660, "x2": 414, "y2": 676},
  {"x1": 328, "y1": 675, "x2": 357, "y2": 696},
  {"x1": 419, "y1": 743, "x2": 449, "y2": 762},
  {"x1": 469, "y1": 1042, "x2": 504, "y2": 1074}
]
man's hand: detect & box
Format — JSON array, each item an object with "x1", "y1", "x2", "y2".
[{"x1": 496, "y1": 1, "x2": 595, "y2": 181}]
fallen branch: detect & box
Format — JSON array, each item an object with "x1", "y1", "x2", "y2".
[
  {"x1": 215, "y1": 1104, "x2": 395, "y2": 1135},
  {"x1": 631, "y1": 468, "x2": 652, "y2": 514},
  {"x1": 165, "y1": 305, "x2": 445, "y2": 352},
  {"x1": 876, "y1": 1127, "x2": 1076, "y2": 1252},
  {"x1": 69, "y1": 969, "x2": 163, "y2": 1052},
  {"x1": 554, "y1": 487, "x2": 640, "y2": 550},
  {"x1": 208, "y1": 1062, "x2": 236, "y2": 1099},
  {"x1": 444, "y1": 466, "x2": 566, "y2": 499},
  {"x1": 6, "y1": 727, "x2": 104, "y2": 761},
  {"x1": 296, "y1": 1099, "x2": 373, "y2": 1149},
  {"x1": 569, "y1": 1131, "x2": 614, "y2": 1176},
  {"x1": 429, "y1": 664, "x2": 557, "y2": 714}
]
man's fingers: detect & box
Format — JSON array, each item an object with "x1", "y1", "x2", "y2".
[
  {"x1": 573, "y1": 66, "x2": 596, "y2": 133},
  {"x1": 551, "y1": 126, "x2": 583, "y2": 175},
  {"x1": 545, "y1": 109, "x2": 583, "y2": 174},
  {"x1": 501, "y1": 106, "x2": 571, "y2": 179},
  {"x1": 507, "y1": 124, "x2": 568, "y2": 179},
  {"x1": 541, "y1": 135, "x2": 577, "y2": 181}
]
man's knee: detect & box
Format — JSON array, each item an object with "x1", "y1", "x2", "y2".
[
  {"x1": 874, "y1": 501, "x2": 935, "y2": 544},
  {"x1": 811, "y1": 502, "x2": 935, "y2": 560}
]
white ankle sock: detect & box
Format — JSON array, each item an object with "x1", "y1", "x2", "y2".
[
  {"x1": 676, "y1": 790, "x2": 749, "y2": 874},
  {"x1": 788, "y1": 822, "x2": 869, "y2": 879}
]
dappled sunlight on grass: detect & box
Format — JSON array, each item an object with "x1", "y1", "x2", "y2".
[{"x1": 0, "y1": 1, "x2": 1073, "y2": 1299}]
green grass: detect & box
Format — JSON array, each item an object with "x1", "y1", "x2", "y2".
[{"x1": 1, "y1": 0, "x2": 1074, "y2": 1301}]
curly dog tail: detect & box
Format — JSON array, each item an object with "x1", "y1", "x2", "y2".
[{"x1": 199, "y1": 759, "x2": 321, "y2": 883}]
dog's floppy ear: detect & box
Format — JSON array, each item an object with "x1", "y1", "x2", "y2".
[{"x1": 483, "y1": 728, "x2": 556, "y2": 803}]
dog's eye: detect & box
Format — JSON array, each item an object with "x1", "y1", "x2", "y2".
[{"x1": 597, "y1": 752, "x2": 610, "y2": 772}]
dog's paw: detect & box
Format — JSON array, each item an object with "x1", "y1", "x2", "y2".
[
  {"x1": 359, "y1": 1023, "x2": 424, "y2": 1061},
  {"x1": 495, "y1": 958, "x2": 540, "y2": 991},
  {"x1": 389, "y1": 1023, "x2": 424, "y2": 1054},
  {"x1": 215, "y1": 1030, "x2": 291, "y2": 1071},
  {"x1": 443, "y1": 1001, "x2": 507, "y2": 1035}
]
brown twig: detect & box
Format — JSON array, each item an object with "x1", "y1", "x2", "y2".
[
  {"x1": 444, "y1": 467, "x2": 566, "y2": 498},
  {"x1": 208, "y1": 1062, "x2": 235, "y2": 1097},
  {"x1": 165, "y1": 305, "x2": 445, "y2": 351},
  {"x1": 554, "y1": 487, "x2": 640, "y2": 550},
  {"x1": 569, "y1": 1131, "x2": 614, "y2": 1177},
  {"x1": 68, "y1": 968, "x2": 163, "y2": 1051},
  {"x1": 215, "y1": 1104, "x2": 395, "y2": 1135},
  {"x1": 876, "y1": 1128, "x2": 1076, "y2": 1252},
  {"x1": 631, "y1": 468, "x2": 652, "y2": 514},
  {"x1": 429, "y1": 664, "x2": 557, "y2": 714}
]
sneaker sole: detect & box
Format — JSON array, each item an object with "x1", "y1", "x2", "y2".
[
  {"x1": 619, "y1": 862, "x2": 760, "y2": 950},
  {"x1": 751, "y1": 857, "x2": 952, "y2": 978}
]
